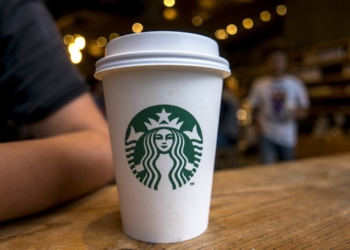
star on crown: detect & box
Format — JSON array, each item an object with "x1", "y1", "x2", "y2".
[{"x1": 144, "y1": 108, "x2": 183, "y2": 131}]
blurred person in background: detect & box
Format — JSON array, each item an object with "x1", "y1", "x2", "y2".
[
  {"x1": 0, "y1": 0, "x2": 114, "y2": 222},
  {"x1": 216, "y1": 82, "x2": 239, "y2": 170},
  {"x1": 248, "y1": 47, "x2": 310, "y2": 164},
  {"x1": 217, "y1": 83, "x2": 239, "y2": 148}
]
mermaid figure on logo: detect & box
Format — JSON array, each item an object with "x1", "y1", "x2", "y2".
[{"x1": 125, "y1": 108, "x2": 203, "y2": 190}]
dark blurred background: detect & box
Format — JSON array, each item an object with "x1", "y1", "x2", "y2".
[{"x1": 44, "y1": 0, "x2": 350, "y2": 167}]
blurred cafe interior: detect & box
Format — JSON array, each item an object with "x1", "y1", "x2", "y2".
[{"x1": 46, "y1": 0, "x2": 350, "y2": 168}]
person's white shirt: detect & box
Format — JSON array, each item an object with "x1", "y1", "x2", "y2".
[{"x1": 249, "y1": 74, "x2": 310, "y2": 147}]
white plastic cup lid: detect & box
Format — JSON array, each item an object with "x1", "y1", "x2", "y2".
[{"x1": 94, "y1": 31, "x2": 231, "y2": 80}]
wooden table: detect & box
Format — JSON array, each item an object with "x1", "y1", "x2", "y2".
[{"x1": 1, "y1": 154, "x2": 350, "y2": 249}]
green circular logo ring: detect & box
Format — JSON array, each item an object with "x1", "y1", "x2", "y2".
[{"x1": 125, "y1": 105, "x2": 203, "y2": 190}]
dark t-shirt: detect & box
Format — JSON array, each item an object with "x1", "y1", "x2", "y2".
[{"x1": 0, "y1": 0, "x2": 88, "y2": 142}]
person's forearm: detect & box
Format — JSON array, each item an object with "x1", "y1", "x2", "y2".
[
  {"x1": 295, "y1": 108, "x2": 308, "y2": 119},
  {"x1": 0, "y1": 131, "x2": 114, "y2": 222},
  {"x1": 286, "y1": 107, "x2": 308, "y2": 120}
]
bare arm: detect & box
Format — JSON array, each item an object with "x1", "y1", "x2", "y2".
[
  {"x1": 295, "y1": 107, "x2": 308, "y2": 119},
  {"x1": 0, "y1": 93, "x2": 114, "y2": 222},
  {"x1": 294, "y1": 80, "x2": 310, "y2": 120}
]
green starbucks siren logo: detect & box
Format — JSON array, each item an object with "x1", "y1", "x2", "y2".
[{"x1": 125, "y1": 105, "x2": 203, "y2": 191}]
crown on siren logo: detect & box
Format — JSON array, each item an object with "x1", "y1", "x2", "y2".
[
  {"x1": 124, "y1": 105, "x2": 204, "y2": 191},
  {"x1": 144, "y1": 108, "x2": 183, "y2": 131}
]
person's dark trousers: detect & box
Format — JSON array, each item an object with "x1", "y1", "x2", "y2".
[{"x1": 259, "y1": 136, "x2": 294, "y2": 164}]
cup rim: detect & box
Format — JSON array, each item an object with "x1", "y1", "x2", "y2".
[{"x1": 95, "y1": 51, "x2": 230, "y2": 80}]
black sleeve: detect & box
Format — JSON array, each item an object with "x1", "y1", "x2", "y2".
[{"x1": 0, "y1": 0, "x2": 89, "y2": 128}]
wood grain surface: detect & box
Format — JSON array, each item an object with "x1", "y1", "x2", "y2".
[{"x1": 1, "y1": 154, "x2": 350, "y2": 249}]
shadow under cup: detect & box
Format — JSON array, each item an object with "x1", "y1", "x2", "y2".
[{"x1": 95, "y1": 31, "x2": 230, "y2": 243}]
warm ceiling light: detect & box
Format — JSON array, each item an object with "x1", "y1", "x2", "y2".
[
  {"x1": 74, "y1": 36, "x2": 86, "y2": 50},
  {"x1": 260, "y1": 11, "x2": 271, "y2": 21},
  {"x1": 70, "y1": 51, "x2": 82, "y2": 64},
  {"x1": 276, "y1": 5, "x2": 287, "y2": 16},
  {"x1": 68, "y1": 43, "x2": 79, "y2": 53},
  {"x1": 109, "y1": 33, "x2": 119, "y2": 41},
  {"x1": 226, "y1": 24, "x2": 237, "y2": 35},
  {"x1": 163, "y1": 8, "x2": 177, "y2": 20},
  {"x1": 242, "y1": 18, "x2": 253, "y2": 29},
  {"x1": 192, "y1": 16, "x2": 203, "y2": 26},
  {"x1": 132, "y1": 23, "x2": 143, "y2": 33},
  {"x1": 164, "y1": 0, "x2": 175, "y2": 7},
  {"x1": 97, "y1": 37, "x2": 107, "y2": 47},
  {"x1": 215, "y1": 29, "x2": 228, "y2": 40},
  {"x1": 63, "y1": 35, "x2": 73, "y2": 45},
  {"x1": 88, "y1": 41, "x2": 104, "y2": 58},
  {"x1": 236, "y1": 109, "x2": 247, "y2": 121},
  {"x1": 199, "y1": 0, "x2": 215, "y2": 9}
]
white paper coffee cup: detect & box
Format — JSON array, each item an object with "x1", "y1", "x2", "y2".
[{"x1": 95, "y1": 31, "x2": 230, "y2": 243}]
